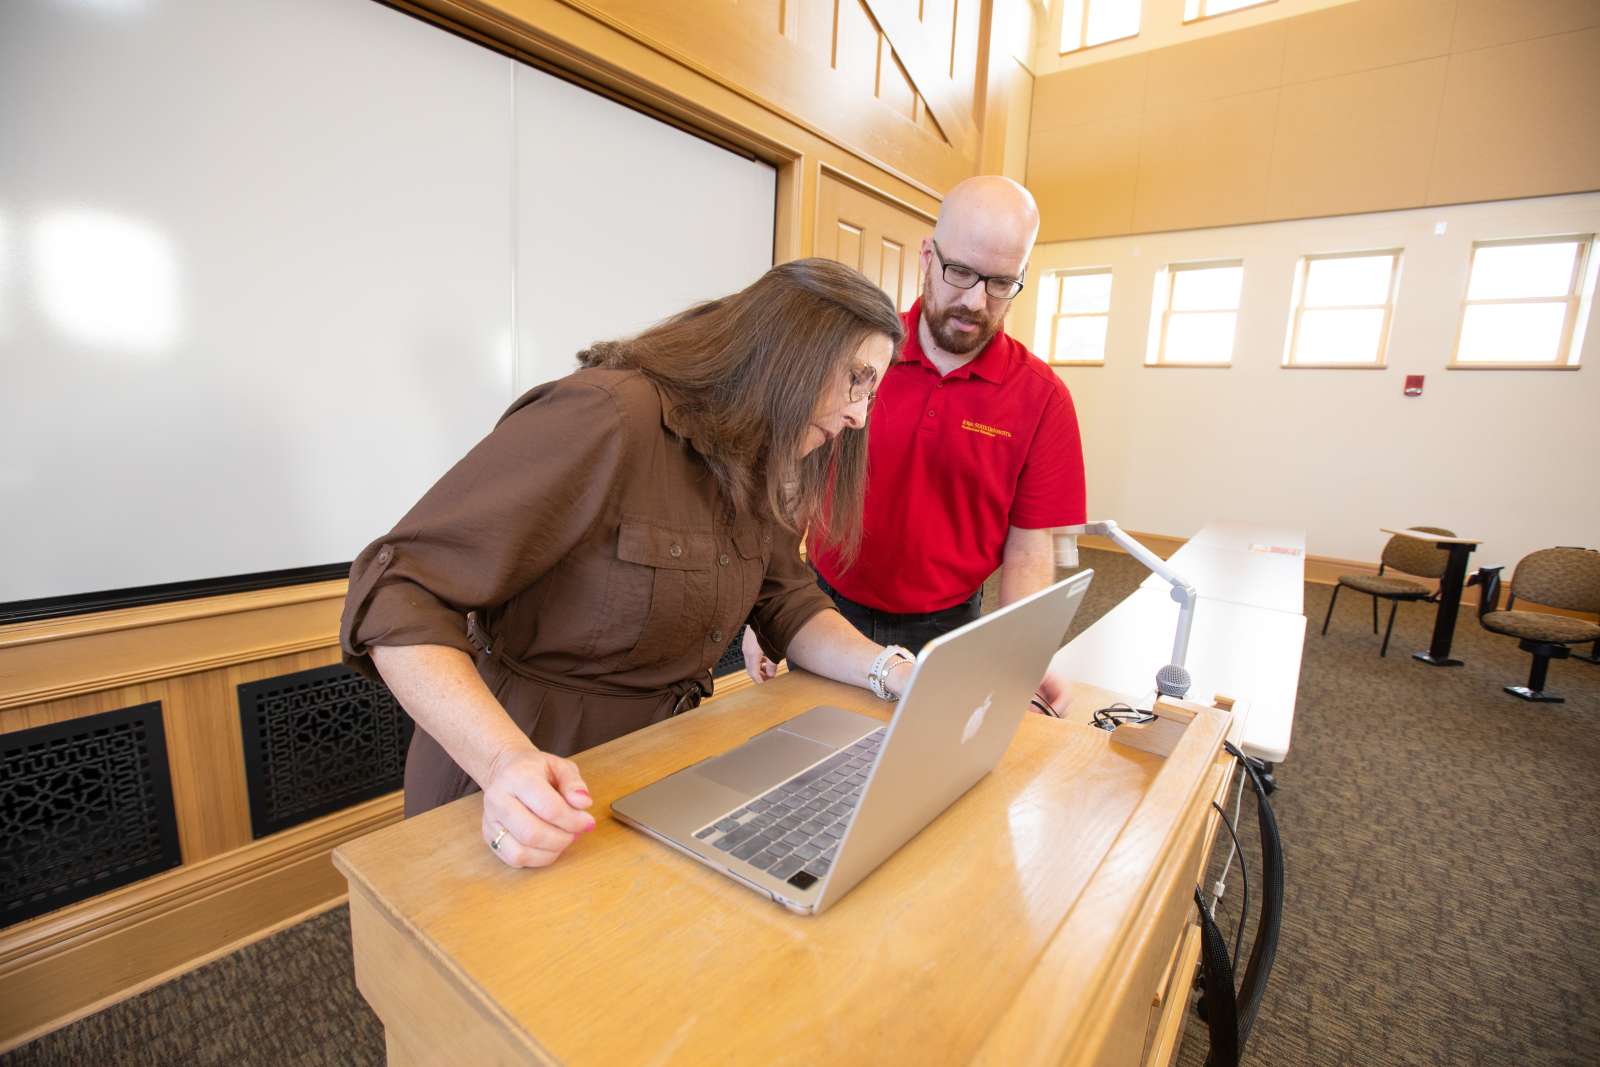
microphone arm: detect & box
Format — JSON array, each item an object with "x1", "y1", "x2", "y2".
[{"x1": 1061, "y1": 520, "x2": 1198, "y2": 692}]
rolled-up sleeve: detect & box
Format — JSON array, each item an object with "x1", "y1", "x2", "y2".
[
  {"x1": 340, "y1": 379, "x2": 629, "y2": 679},
  {"x1": 749, "y1": 529, "x2": 834, "y2": 662}
]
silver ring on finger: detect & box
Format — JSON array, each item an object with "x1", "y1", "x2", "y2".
[{"x1": 490, "y1": 825, "x2": 509, "y2": 853}]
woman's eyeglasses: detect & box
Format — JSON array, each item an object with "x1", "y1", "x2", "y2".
[{"x1": 847, "y1": 365, "x2": 878, "y2": 406}]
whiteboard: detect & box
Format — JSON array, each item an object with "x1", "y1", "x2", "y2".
[{"x1": 0, "y1": 0, "x2": 775, "y2": 608}]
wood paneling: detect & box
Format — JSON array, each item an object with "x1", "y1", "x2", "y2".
[
  {"x1": 1265, "y1": 58, "x2": 1449, "y2": 219},
  {"x1": 529, "y1": 0, "x2": 993, "y2": 192},
  {"x1": 1281, "y1": 0, "x2": 1454, "y2": 84},
  {"x1": 1029, "y1": 52, "x2": 1148, "y2": 128},
  {"x1": 1029, "y1": 0, "x2": 1600, "y2": 241},
  {"x1": 0, "y1": 581, "x2": 384, "y2": 1047},
  {"x1": 862, "y1": 0, "x2": 981, "y2": 152},
  {"x1": 0, "y1": 793, "x2": 400, "y2": 1051},
  {"x1": 1027, "y1": 113, "x2": 1143, "y2": 239},
  {"x1": 1132, "y1": 89, "x2": 1280, "y2": 234},
  {"x1": 0, "y1": 582, "x2": 347, "y2": 711},
  {"x1": 815, "y1": 169, "x2": 936, "y2": 310},
  {"x1": 1429, "y1": 27, "x2": 1600, "y2": 206},
  {"x1": 1143, "y1": 18, "x2": 1287, "y2": 104},
  {"x1": 1450, "y1": 0, "x2": 1600, "y2": 52}
]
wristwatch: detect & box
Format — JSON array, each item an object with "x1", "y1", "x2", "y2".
[{"x1": 867, "y1": 645, "x2": 914, "y2": 701}]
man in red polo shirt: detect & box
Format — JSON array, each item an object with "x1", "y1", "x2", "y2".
[{"x1": 745, "y1": 176, "x2": 1085, "y2": 706}]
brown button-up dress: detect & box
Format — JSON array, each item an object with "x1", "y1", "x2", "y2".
[{"x1": 340, "y1": 368, "x2": 833, "y2": 816}]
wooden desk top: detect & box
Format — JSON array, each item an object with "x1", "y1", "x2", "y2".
[
  {"x1": 1380, "y1": 527, "x2": 1481, "y2": 546},
  {"x1": 334, "y1": 670, "x2": 1229, "y2": 1065}
]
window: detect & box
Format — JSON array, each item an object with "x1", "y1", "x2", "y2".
[
  {"x1": 1453, "y1": 235, "x2": 1594, "y2": 368},
  {"x1": 1035, "y1": 268, "x2": 1113, "y2": 364},
  {"x1": 1284, "y1": 251, "x2": 1401, "y2": 367},
  {"x1": 1149, "y1": 261, "x2": 1242, "y2": 366},
  {"x1": 1060, "y1": 0, "x2": 1141, "y2": 53},
  {"x1": 1183, "y1": 0, "x2": 1273, "y2": 21}
]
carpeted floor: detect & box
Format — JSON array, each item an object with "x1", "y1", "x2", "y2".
[{"x1": 5, "y1": 547, "x2": 1597, "y2": 1066}]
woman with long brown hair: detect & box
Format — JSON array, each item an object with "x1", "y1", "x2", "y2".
[{"x1": 340, "y1": 258, "x2": 919, "y2": 868}]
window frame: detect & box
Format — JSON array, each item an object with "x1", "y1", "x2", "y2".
[
  {"x1": 1449, "y1": 233, "x2": 1594, "y2": 371},
  {"x1": 1149, "y1": 258, "x2": 1242, "y2": 369},
  {"x1": 1182, "y1": 0, "x2": 1276, "y2": 25},
  {"x1": 1059, "y1": 0, "x2": 1142, "y2": 56},
  {"x1": 1282, "y1": 248, "x2": 1402, "y2": 370},
  {"x1": 1039, "y1": 266, "x2": 1114, "y2": 367}
]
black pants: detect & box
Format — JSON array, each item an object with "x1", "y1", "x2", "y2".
[{"x1": 815, "y1": 571, "x2": 982, "y2": 654}]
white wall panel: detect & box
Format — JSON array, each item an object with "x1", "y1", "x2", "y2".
[
  {"x1": 1017, "y1": 192, "x2": 1600, "y2": 572},
  {"x1": 0, "y1": 0, "x2": 776, "y2": 606},
  {"x1": 513, "y1": 64, "x2": 776, "y2": 389}
]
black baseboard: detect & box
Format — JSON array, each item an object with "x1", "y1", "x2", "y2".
[{"x1": 0, "y1": 564, "x2": 353, "y2": 626}]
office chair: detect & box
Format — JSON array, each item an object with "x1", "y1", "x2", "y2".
[
  {"x1": 1321, "y1": 527, "x2": 1455, "y2": 656},
  {"x1": 1471, "y1": 547, "x2": 1600, "y2": 703}
]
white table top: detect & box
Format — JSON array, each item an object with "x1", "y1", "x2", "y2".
[
  {"x1": 1052, "y1": 586, "x2": 1305, "y2": 763},
  {"x1": 1187, "y1": 522, "x2": 1307, "y2": 554},
  {"x1": 1144, "y1": 542, "x2": 1306, "y2": 615}
]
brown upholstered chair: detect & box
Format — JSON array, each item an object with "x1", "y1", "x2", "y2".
[
  {"x1": 1472, "y1": 547, "x2": 1600, "y2": 702},
  {"x1": 1320, "y1": 527, "x2": 1455, "y2": 656}
]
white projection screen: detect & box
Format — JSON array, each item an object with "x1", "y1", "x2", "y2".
[{"x1": 0, "y1": 0, "x2": 776, "y2": 612}]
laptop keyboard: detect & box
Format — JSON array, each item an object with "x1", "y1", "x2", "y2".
[{"x1": 693, "y1": 728, "x2": 886, "y2": 891}]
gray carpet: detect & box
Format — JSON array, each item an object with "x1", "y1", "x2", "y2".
[{"x1": 5, "y1": 547, "x2": 1598, "y2": 1065}]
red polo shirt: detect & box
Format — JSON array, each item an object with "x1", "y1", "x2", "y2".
[{"x1": 811, "y1": 301, "x2": 1087, "y2": 614}]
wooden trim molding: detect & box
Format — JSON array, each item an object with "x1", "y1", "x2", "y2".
[
  {"x1": 860, "y1": 0, "x2": 981, "y2": 156},
  {"x1": 0, "y1": 584, "x2": 349, "y2": 711},
  {"x1": 0, "y1": 581, "x2": 347, "y2": 651},
  {"x1": 0, "y1": 793, "x2": 402, "y2": 1052},
  {"x1": 397, "y1": 0, "x2": 964, "y2": 202}
]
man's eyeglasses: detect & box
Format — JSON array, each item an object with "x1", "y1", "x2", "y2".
[
  {"x1": 931, "y1": 239, "x2": 1025, "y2": 300},
  {"x1": 847, "y1": 364, "x2": 878, "y2": 406}
]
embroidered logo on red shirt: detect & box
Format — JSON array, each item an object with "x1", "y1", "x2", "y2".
[{"x1": 960, "y1": 418, "x2": 1012, "y2": 439}]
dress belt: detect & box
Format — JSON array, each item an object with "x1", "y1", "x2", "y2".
[{"x1": 466, "y1": 611, "x2": 708, "y2": 716}]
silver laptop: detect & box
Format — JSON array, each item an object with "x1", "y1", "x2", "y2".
[{"x1": 611, "y1": 570, "x2": 1092, "y2": 914}]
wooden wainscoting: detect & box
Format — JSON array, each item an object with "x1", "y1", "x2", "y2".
[
  {"x1": 0, "y1": 795, "x2": 400, "y2": 1051},
  {"x1": 0, "y1": 584, "x2": 408, "y2": 1051},
  {"x1": 814, "y1": 166, "x2": 936, "y2": 312}
]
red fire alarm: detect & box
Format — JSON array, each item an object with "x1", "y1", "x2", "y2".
[{"x1": 1404, "y1": 374, "x2": 1424, "y2": 397}]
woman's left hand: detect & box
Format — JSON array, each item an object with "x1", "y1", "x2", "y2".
[{"x1": 742, "y1": 625, "x2": 778, "y2": 684}]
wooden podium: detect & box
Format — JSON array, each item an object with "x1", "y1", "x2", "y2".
[{"x1": 334, "y1": 671, "x2": 1238, "y2": 1066}]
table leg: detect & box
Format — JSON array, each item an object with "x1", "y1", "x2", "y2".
[{"x1": 1413, "y1": 543, "x2": 1473, "y2": 667}]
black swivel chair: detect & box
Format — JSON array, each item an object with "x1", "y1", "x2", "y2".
[
  {"x1": 1472, "y1": 547, "x2": 1600, "y2": 703},
  {"x1": 1321, "y1": 527, "x2": 1455, "y2": 656}
]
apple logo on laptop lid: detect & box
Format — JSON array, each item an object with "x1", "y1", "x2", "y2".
[{"x1": 961, "y1": 693, "x2": 993, "y2": 745}]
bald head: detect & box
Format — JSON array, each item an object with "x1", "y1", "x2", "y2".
[
  {"x1": 917, "y1": 177, "x2": 1039, "y2": 360},
  {"x1": 932, "y1": 176, "x2": 1040, "y2": 274}
]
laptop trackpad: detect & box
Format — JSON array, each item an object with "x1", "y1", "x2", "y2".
[{"x1": 694, "y1": 730, "x2": 836, "y2": 796}]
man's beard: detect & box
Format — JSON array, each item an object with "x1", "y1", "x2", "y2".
[{"x1": 923, "y1": 288, "x2": 1002, "y2": 356}]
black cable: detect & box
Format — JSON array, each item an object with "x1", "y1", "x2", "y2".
[
  {"x1": 1211, "y1": 799, "x2": 1249, "y2": 975},
  {"x1": 1091, "y1": 702, "x2": 1156, "y2": 731},
  {"x1": 1030, "y1": 692, "x2": 1061, "y2": 717}
]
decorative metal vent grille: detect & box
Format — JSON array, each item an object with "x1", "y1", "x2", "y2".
[
  {"x1": 1, "y1": 702, "x2": 182, "y2": 929},
  {"x1": 238, "y1": 665, "x2": 411, "y2": 838}
]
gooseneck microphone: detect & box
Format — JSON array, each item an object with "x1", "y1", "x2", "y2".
[
  {"x1": 1059, "y1": 520, "x2": 1199, "y2": 703},
  {"x1": 1155, "y1": 662, "x2": 1193, "y2": 701}
]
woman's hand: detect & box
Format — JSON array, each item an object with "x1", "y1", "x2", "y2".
[
  {"x1": 742, "y1": 625, "x2": 778, "y2": 684},
  {"x1": 481, "y1": 746, "x2": 596, "y2": 868}
]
